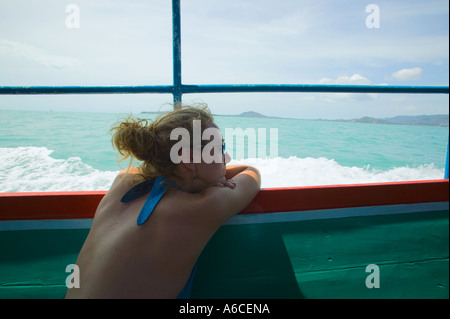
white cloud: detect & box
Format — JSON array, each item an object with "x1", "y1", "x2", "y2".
[
  {"x1": 391, "y1": 67, "x2": 422, "y2": 81},
  {"x1": 319, "y1": 74, "x2": 372, "y2": 85},
  {"x1": 0, "y1": 38, "x2": 81, "y2": 69},
  {"x1": 318, "y1": 74, "x2": 381, "y2": 102}
]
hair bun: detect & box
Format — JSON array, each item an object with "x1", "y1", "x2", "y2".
[
  {"x1": 111, "y1": 105, "x2": 214, "y2": 180},
  {"x1": 111, "y1": 116, "x2": 157, "y2": 162}
]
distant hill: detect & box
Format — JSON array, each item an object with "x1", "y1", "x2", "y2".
[
  {"x1": 141, "y1": 110, "x2": 448, "y2": 127},
  {"x1": 382, "y1": 115, "x2": 449, "y2": 127},
  {"x1": 214, "y1": 111, "x2": 284, "y2": 119},
  {"x1": 333, "y1": 114, "x2": 449, "y2": 127},
  {"x1": 142, "y1": 110, "x2": 276, "y2": 119},
  {"x1": 238, "y1": 111, "x2": 269, "y2": 118}
]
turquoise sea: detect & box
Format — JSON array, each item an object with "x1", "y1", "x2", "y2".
[{"x1": 0, "y1": 109, "x2": 447, "y2": 192}]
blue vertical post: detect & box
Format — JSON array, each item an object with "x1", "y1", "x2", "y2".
[
  {"x1": 445, "y1": 135, "x2": 449, "y2": 179},
  {"x1": 172, "y1": 0, "x2": 182, "y2": 108}
]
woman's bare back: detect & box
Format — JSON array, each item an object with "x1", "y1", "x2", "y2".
[
  {"x1": 65, "y1": 164, "x2": 260, "y2": 299},
  {"x1": 65, "y1": 172, "x2": 203, "y2": 298}
]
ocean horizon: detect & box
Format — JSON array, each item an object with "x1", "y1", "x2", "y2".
[{"x1": 0, "y1": 108, "x2": 447, "y2": 192}]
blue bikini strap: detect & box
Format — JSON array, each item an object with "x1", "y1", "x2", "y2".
[
  {"x1": 120, "y1": 179, "x2": 156, "y2": 203},
  {"x1": 136, "y1": 176, "x2": 167, "y2": 225},
  {"x1": 120, "y1": 176, "x2": 171, "y2": 225}
]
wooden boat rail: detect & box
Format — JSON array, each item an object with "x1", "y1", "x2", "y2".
[{"x1": 1, "y1": 180, "x2": 448, "y2": 221}]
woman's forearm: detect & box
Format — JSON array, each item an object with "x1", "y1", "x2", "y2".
[{"x1": 225, "y1": 165, "x2": 259, "y2": 180}]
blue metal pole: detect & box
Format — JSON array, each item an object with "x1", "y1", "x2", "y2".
[
  {"x1": 179, "y1": 84, "x2": 449, "y2": 95},
  {"x1": 172, "y1": 0, "x2": 182, "y2": 108},
  {"x1": 0, "y1": 86, "x2": 173, "y2": 94},
  {"x1": 1, "y1": 85, "x2": 448, "y2": 95},
  {"x1": 445, "y1": 135, "x2": 449, "y2": 179}
]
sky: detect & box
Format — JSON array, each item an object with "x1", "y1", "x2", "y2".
[{"x1": 0, "y1": 0, "x2": 448, "y2": 119}]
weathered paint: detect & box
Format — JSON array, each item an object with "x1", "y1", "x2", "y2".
[
  {"x1": 1, "y1": 180, "x2": 448, "y2": 221},
  {"x1": 0, "y1": 209, "x2": 447, "y2": 299},
  {"x1": 192, "y1": 209, "x2": 449, "y2": 299},
  {"x1": 0, "y1": 180, "x2": 448, "y2": 298}
]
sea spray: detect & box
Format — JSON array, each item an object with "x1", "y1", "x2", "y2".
[
  {"x1": 230, "y1": 157, "x2": 444, "y2": 188},
  {"x1": 0, "y1": 147, "x2": 444, "y2": 192},
  {"x1": 0, "y1": 147, "x2": 117, "y2": 192}
]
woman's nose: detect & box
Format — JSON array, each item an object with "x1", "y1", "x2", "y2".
[{"x1": 224, "y1": 151, "x2": 231, "y2": 164}]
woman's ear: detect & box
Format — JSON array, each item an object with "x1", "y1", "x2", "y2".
[
  {"x1": 182, "y1": 161, "x2": 196, "y2": 173},
  {"x1": 181, "y1": 160, "x2": 197, "y2": 181},
  {"x1": 180, "y1": 148, "x2": 196, "y2": 173}
]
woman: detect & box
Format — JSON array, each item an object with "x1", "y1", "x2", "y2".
[{"x1": 65, "y1": 105, "x2": 261, "y2": 298}]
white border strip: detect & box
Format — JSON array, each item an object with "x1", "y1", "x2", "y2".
[
  {"x1": 225, "y1": 202, "x2": 449, "y2": 225},
  {"x1": 0, "y1": 202, "x2": 448, "y2": 231}
]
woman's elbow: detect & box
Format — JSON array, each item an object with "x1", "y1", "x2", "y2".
[{"x1": 242, "y1": 166, "x2": 261, "y2": 190}]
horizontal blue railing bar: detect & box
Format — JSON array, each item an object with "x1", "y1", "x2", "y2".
[
  {"x1": 0, "y1": 86, "x2": 173, "y2": 95},
  {"x1": 180, "y1": 84, "x2": 449, "y2": 94},
  {"x1": 0, "y1": 84, "x2": 448, "y2": 95}
]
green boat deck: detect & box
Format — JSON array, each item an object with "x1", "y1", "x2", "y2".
[{"x1": 0, "y1": 209, "x2": 448, "y2": 299}]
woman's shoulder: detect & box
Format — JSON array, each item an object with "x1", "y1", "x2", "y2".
[
  {"x1": 101, "y1": 168, "x2": 144, "y2": 203},
  {"x1": 117, "y1": 167, "x2": 142, "y2": 179},
  {"x1": 112, "y1": 167, "x2": 143, "y2": 186}
]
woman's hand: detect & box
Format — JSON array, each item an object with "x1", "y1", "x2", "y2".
[
  {"x1": 209, "y1": 165, "x2": 259, "y2": 189},
  {"x1": 209, "y1": 178, "x2": 236, "y2": 189}
]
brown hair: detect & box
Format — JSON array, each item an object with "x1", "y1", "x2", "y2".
[{"x1": 110, "y1": 104, "x2": 214, "y2": 181}]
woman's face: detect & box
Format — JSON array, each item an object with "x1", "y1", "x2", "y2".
[{"x1": 194, "y1": 122, "x2": 231, "y2": 186}]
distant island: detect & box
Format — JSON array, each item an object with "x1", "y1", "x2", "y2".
[
  {"x1": 216, "y1": 111, "x2": 282, "y2": 119},
  {"x1": 230, "y1": 113, "x2": 449, "y2": 126},
  {"x1": 141, "y1": 110, "x2": 448, "y2": 127},
  {"x1": 236, "y1": 111, "x2": 269, "y2": 118},
  {"x1": 330, "y1": 114, "x2": 449, "y2": 127},
  {"x1": 141, "y1": 110, "x2": 284, "y2": 119}
]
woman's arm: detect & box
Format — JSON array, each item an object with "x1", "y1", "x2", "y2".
[
  {"x1": 208, "y1": 165, "x2": 254, "y2": 189},
  {"x1": 191, "y1": 165, "x2": 261, "y2": 228},
  {"x1": 225, "y1": 165, "x2": 253, "y2": 179}
]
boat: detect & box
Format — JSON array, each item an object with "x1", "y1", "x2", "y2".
[
  {"x1": 0, "y1": 0, "x2": 448, "y2": 299},
  {"x1": 0, "y1": 179, "x2": 448, "y2": 299}
]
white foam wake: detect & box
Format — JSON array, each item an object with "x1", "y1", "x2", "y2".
[
  {"x1": 0, "y1": 147, "x2": 445, "y2": 192},
  {"x1": 230, "y1": 157, "x2": 445, "y2": 188},
  {"x1": 0, "y1": 147, "x2": 117, "y2": 192}
]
